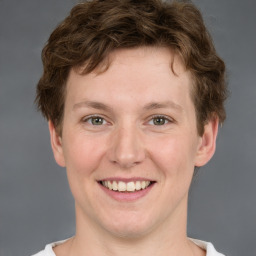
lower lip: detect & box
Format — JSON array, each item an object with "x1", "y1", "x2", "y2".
[{"x1": 99, "y1": 183, "x2": 155, "y2": 202}]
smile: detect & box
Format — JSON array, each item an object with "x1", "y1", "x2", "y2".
[{"x1": 100, "y1": 180, "x2": 154, "y2": 192}]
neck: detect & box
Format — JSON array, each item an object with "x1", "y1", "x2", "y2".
[{"x1": 60, "y1": 194, "x2": 204, "y2": 256}]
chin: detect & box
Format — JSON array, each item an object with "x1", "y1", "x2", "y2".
[
  {"x1": 99, "y1": 212, "x2": 158, "y2": 239},
  {"x1": 105, "y1": 224, "x2": 152, "y2": 239}
]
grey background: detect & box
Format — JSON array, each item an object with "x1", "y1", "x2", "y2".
[{"x1": 0, "y1": 0, "x2": 255, "y2": 255}]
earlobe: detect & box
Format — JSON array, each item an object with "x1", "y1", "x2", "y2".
[
  {"x1": 195, "y1": 117, "x2": 219, "y2": 167},
  {"x1": 48, "y1": 121, "x2": 66, "y2": 167}
]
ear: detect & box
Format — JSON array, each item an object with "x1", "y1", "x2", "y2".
[
  {"x1": 195, "y1": 117, "x2": 219, "y2": 167},
  {"x1": 48, "y1": 120, "x2": 66, "y2": 167}
]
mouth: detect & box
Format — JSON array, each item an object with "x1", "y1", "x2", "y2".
[{"x1": 99, "y1": 180, "x2": 155, "y2": 193}]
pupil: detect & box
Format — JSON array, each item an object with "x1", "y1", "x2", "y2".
[
  {"x1": 154, "y1": 118, "x2": 165, "y2": 125},
  {"x1": 92, "y1": 117, "x2": 103, "y2": 125}
]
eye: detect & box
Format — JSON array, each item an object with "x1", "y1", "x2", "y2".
[
  {"x1": 148, "y1": 115, "x2": 172, "y2": 126},
  {"x1": 83, "y1": 116, "x2": 107, "y2": 125}
]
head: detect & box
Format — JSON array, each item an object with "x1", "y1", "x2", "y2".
[
  {"x1": 36, "y1": 0, "x2": 227, "y2": 137},
  {"x1": 35, "y1": 0, "x2": 227, "y2": 239}
]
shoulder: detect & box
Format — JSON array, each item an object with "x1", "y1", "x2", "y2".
[
  {"x1": 190, "y1": 238, "x2": 226, "y2": 256},
  {"x1": 32, "y1": 237, "x2": 226, "y2": 256},
  {"x1": 31, "y1": 244, "x2": 53, "y2": 256},
  {"x1": 31, "y1": 239, "x2": 68, "y2": 256}
]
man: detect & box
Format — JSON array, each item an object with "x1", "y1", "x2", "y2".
[{"x1": 33, "y1": 0, "x2": 227, "y2": 255}]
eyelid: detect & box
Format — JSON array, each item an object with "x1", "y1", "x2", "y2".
[
  {"x1": 81, "y1": 114, "x2": 174, "y2": 125},
  {"x1": 147, "y1": 114, "x2": 174, "y2": 125},
  {"x1": 82, "y1": 114, "x2": 108, "y2": 124}
]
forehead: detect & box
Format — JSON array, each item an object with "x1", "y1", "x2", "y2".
[
  {"x1": 66, "y1": 47, "x2": 193, "y2": 109},
  {"x1": 96, "y1": 47, "x2": 187, "y2": 78}
]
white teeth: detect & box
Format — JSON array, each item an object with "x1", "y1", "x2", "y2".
[
  {"x1": 118, "y1": 181, "x2": 126, "y2": 192},
  {"x1": 101, "y1": 180, "x2": 152, "y2": 192},
  {"x1": 135, "y1": 181, "x2": 141, "y2": 190},
  {"x1": 126, "y1": 182, "x2": 136, "y2": 192},
  {"x1": 107, "y1": 181, "x2": 112, "y2": 190},
  {"x1": 112, "y1": 181, "x2": 118, "y2": 191}
]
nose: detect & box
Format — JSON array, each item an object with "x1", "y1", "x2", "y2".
[{"x1": 107, "y1": 124, "x2": 146, "y2": 169}]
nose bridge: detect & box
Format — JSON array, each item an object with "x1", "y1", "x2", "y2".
[{"x1": 108, "y1": 121, "x2": 145, "y2": 168}]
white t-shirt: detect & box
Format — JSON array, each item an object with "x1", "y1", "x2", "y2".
[{"x1": 31, "y1": 238, "x2": 226, "y2": 256}]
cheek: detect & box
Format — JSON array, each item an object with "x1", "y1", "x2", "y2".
[
  {"x1": 149, "y1": 134, "x2": 198, "y2": 177},
  {"x1": 62, "y1": 132, "x2": 106, "y2": 176},
  {"x1": 61, "y1": 133, "x2": 108, "y2": 205}
]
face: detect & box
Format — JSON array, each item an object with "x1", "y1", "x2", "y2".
[{"x1": 50, "y1": 47, "x2": 218, "y2": 238}]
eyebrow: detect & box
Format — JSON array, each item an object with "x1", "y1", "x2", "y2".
[
  {"x1": 73, "y1": 100, "x2": 113, "y2": 112},
  {"x1": 143, "y1": 101, "x2": 183, "y2": 112},
  {"x1": 73, "y1": 100, "x2": 183, "y2": 112}
]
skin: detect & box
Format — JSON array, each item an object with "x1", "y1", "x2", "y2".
[{"x1": 49, "y1": 47, "x2": 218, "y2": 256}]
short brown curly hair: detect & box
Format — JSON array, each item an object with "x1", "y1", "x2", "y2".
[{"x1": 36, "y1": 0, "x2": 227, "y2": 136}]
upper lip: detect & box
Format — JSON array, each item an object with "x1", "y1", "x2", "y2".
[{"x1": 97, "y1": 177, "x2": 156, "y2": 182}]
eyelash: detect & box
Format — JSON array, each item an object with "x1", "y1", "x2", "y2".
[
  {"x1": 82, "y1": 115, "x2": 108, "y2": 125},
  {"x1": 82, "y1": 115, "x2": 173, "y2": 126},
  {"x1": 148, "y1": 115, "x2": 174, "y2": 126}
]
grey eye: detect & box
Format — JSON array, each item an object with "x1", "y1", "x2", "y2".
[
  {"x1": 89, "y1": 116, "x2": 105, "y2": 125},
  {"x1": 152, "y1": 117, "x2": 167, "y2": 125}
]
